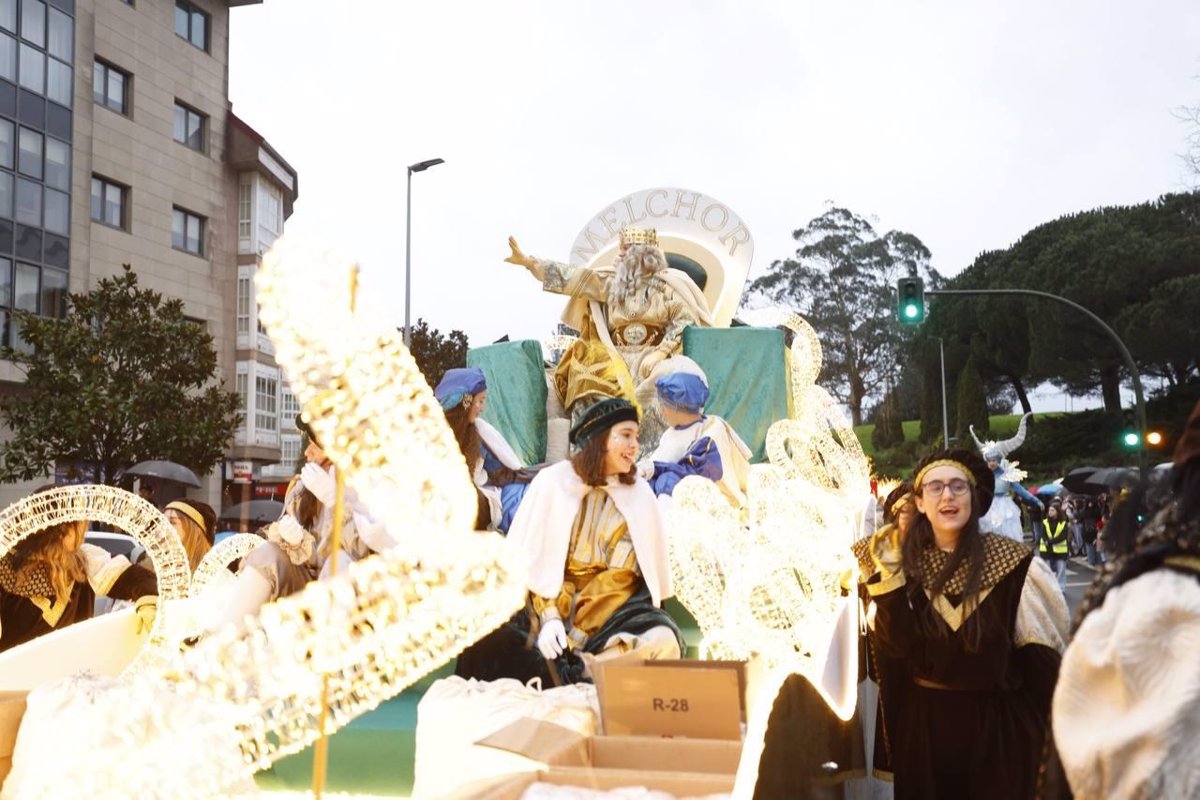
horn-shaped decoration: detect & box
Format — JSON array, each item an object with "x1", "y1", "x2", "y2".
[
  {"x1": 996, "y1": 412, "x2": 1032, "y2": 458},
  {"x1": 969, "y1": 424, "x2": 987, "y2": 452}
]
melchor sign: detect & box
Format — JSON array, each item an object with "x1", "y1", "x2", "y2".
[{"x1": 569, "y1": 187, "x2": 755, "y2": 328}]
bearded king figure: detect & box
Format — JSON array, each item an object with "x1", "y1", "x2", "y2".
[{"x1": 505, "y1": 227, "x2": 713, "y2": 447}]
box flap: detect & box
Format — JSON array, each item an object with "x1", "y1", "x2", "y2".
[
  {"x1": 601, "y1": 663, "x2": 742, "y2": 739},
  {"x1": 474, "y1": 717, "x2": 590, "y2": 766},
  {"x1": 0, "y1": 691, "x2": 28, "y2": 758},
  {"x1": 589, "y1": 735, "x2": 743, "y2": 774}
]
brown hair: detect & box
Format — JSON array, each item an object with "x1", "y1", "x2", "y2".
[
  {"x1": 444, "y1": 404, "x2": 481, "y2": 471},
  {"x1": 571, "y1": 424, "x2": 636, "y2": 487},
  {"x1": 901, "y1": 481, "x2": 989, "y2": 650},
  {"x1": 13, "y1": 520, "x2": 88, "y2": 602},
  {"x1": 165, "y1": 510, "x2": 211, "y2": 572}
]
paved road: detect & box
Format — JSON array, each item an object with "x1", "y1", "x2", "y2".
[{"x1": 1062, "y1": 557, "x2": 1100, "y2": 619}]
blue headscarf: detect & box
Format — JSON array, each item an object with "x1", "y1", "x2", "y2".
[
  {"x1": 435, "y1": 367, "x2": 487, "y2": 411},
  {"x1": 655, "y1": 372, "x2": 709, "y2": 413}
]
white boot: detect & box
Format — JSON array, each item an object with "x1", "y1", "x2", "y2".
[{"x1": 206, "y1": 568, "x2": 273, "y2": 633}]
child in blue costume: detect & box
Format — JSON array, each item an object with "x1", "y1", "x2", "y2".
[{"x1": 638, "y1": 358, "x2": 751, "y2": 507}]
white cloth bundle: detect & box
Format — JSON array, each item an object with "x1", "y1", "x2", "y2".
[{"x1": 412, "y1": 675, "x2": 599, "y2": 799}]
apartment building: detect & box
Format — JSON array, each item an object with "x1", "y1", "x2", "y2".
[{"x1": 0, "y1": 0, "x2": 300, "y2": 510}]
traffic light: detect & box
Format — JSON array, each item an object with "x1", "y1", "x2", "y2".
[
  {"x1": 896, "y1": 276, "x2": 925, "y2": 324},
  {"x1": 1145, "y1": 429, "x2": 1166, "y2": 448},
  {"x1": 1121, "y1": 431, "x2": 1141, "y2": 449}
]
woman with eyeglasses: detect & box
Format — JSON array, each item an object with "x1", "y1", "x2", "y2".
[{"x1": 861, "y1": 449, "x2": 1069, "y2": 799}]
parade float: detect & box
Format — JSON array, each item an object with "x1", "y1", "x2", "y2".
[{"x1": 0, "y1": 188, "x2": 874, "y2": 799}]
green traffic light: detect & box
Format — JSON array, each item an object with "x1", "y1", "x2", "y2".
[
  {"x1": 1122, "y1": 432, "x2": 1140, "y2": 448},
  {"x1": 904, "y1": 304, "x2": 919, "y2": 319}
]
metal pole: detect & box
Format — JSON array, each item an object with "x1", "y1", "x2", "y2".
[
  {"x1": 927, "y1": 288, "x2": 1147, "y2": 471},
  {"x1": 939, "y1": 337, "x2": 949, "y2": 447},
  {"x1": 403, "y1": 167, "x2": 413, "y2": 348}
]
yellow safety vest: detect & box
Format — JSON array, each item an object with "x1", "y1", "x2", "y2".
[{"x1": 1040, "y1": 519, "x2": 1069, "y2": 556}]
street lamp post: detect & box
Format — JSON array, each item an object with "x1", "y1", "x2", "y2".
[{"x1": 404, "y1": 157, "x2": 445, "y2": 348}]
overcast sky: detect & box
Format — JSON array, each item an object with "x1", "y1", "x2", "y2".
[{"x1": 228, "y1": 0, "x2": 1200, "y2": 352}]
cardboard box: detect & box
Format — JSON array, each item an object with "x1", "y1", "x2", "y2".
[
  {"x1": 0, "y1": 691, "x2": 29, "y2": 787},
  {"x1": 448, "y1": 718, "x2": 740, "y2": 799},
  {"x1": 589, "y1": 654, "x2": 764, "y2": 740},
  {"x1": 449, "y1": 767, "x2": 734, "y2": 800}
]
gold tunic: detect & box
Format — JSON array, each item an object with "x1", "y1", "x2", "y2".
[
  {"x1": 531, "y1": 487, "x2": 642, "y2": 649},
  {"x1": 534, "y1": 259, "x2": 706, "y2": 410}
]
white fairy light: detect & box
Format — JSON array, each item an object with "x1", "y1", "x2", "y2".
[
  {"x1": 190, "y1": 533, "x2": 266, "y2": 594},
  {"x1": 0, "y1": 484, "x2": 190, "y2": 673},
  {"x1": 668, "y1": 307, "x2": 871, "y2": 692},
  {"x1": 77, "y1": 235, "x2": 528, "y2": 795}
]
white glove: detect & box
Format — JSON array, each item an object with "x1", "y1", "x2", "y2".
[
  {"x1": 300, "y1": 462, "x2": 337, "y2": 506},
  {"x1": 536, "y1": 618, "x2": 568, "y2": 659},
  {"x1": 276, "y1": 513, "x2": 306, "y2": 546}
]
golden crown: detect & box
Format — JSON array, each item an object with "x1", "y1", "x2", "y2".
[{"x1": 619, "y1": 226, "x2": 658, "y2": 247}]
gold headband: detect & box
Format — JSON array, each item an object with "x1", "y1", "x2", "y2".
[
  {"x1": 913, "y1": 459, "x2": 977, "y2": 490},
  {"x1": 165, "y1": 501, "x2": 206, "y2": 532},
  {"x1": 886, "y1": 492, "x2": 913, "y2": 516}
]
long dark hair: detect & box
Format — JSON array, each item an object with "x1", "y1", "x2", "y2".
[
  {"x1": 902, "y1": 481, "x2": 990, "y2": 650},
  {"x1": 571, "y1": 425, "x2": 637, "y2": 487},
  {"x1": 444, "y1": 404, "x2": 481, "y2": 471}
]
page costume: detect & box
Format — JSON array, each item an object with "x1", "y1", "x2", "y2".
[
  {"x1": 0, "y1": 543, "x2": 157, "y2": 652},
  {"x1": 455, "y1": 401, "x2": 682, "y2": 686},
  {"x1": 860, "y1": 452, "x2": 1068, "y2": 799},
  {"x1": 435, "y1": 367, "x2": 531, "y2": 533},
  {"x1": 643, "y1": 368, "x2": 751, "y2": 506}
]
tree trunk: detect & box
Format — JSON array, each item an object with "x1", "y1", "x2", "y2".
[
  {"x1": 1008, "y1": 374, "x2": 1032, "y2": 415},
  {"x1": 848, "y1": 372, "x2": 865, "y2": 426},
  {"x1": 1099, "y1": 364, "x2": 1123, "y2": 413}
]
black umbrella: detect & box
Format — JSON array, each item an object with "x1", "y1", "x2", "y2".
[
  {"x1": 1060, "y1": 467, "x2": 1102, "y2": 495},
  {"x1": 125, "y1": 460, "x2": 202, "y2": 488},
  {"x1": 217, "y1": 500, "x2": 284, "y2": 527},
  {"x1": 1085, "y1": 467, "x2": 1139, "y2": 492}
]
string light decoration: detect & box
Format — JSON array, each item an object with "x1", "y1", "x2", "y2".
[
  {"x1": 667, "y1": 307, "x2": 871, "y2": 709},
  {"x1": 0, "y1": 484, "x2": 190, "y2": 673},
  {"x1": 189, "y1": 533, "x2": 266, "y2": 594},
  {"x1": 62, "y1": 235, "x2": 528, "y2": 796}
]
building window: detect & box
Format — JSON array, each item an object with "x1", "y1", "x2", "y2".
[
  {"x1": 0, "y1": 32, "x2": 14, "y2": 82},
  {"x1": 46, "y1": 7, "x2": 70, "y2": 63},
  {"x1": 257, "y1": 181, "x2": 281, "y2": 251},
  {"x1": 91, "y1": 176, "x2": 127, "y2": 229},
  {"x1": 43, "y1": 187, "x2": 67, "y2": 235},
  {"x1": 237, "y1": 176, "x2": 251, "y2": 240},
  {"x1": 93, "y1": 59, "x2": 129, "y2": 115},
  {"x1": 0, "y1": 0, "x2": 14, "y2": 34},
  {"x1": 280, "y1": 436, "x2": 300, "y2": 469},
  {"x1": 173, "y1": 101, "x2": 205, "y2": 152},
  {"x1": 0, "y1": 118, "x2": 12, "y2": 169},
  {"x1": 0, "y1": 172, "x2": 12, "y2": 219},
  {"x1": 236, "y1": 272, "x2": 250, "y2": 335},
  {"x1": 15, "y1": 177, "x2": 39, "y2": 226},
  {"x1": 174, "y1": 1, "x2": 208, "y2": 51},
  {"x1": 17, "y1": 126, "x2": 41, "y2": 179},
  {"x1": 171, "y1": 206, "x2": 204, "y2": 255},
  {"x1": 234, "y1": 368, "x2": 248, "y2": 434},
  {"x1": 41, "y1": 266, "x2": 66, "y2": 317},
  {"x1": 20, "y1": 0, "x2": 44, "y2": 48},
  {"x1": 44, "y1": 137, "x2": 68, "y2": 190},
  {"x1": 281, "y1": 387, "x2": 300, "y2": 420},
  {"x1": 255, "y1": 373, "x2": 278, "y2": 433},
  {"x1": 18, "y1": 42, "x2": 43, "y2": 93}
]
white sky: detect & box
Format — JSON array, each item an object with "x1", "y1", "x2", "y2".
[{"x1": 228, "y1": 0, "x2": 1200, "y2": 349}]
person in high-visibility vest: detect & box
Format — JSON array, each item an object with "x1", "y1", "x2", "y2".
[{"x1": 1039, "y1": 502, "x2": 1070, "y2": 591}]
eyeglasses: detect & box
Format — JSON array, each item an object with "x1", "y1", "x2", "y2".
[{"x1": 920, "y1": 478, "x2": 971, "y2": 498}]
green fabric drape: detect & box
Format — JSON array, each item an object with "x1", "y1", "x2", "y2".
[
  {"x1": 683, "y1": 326, "x2": 790, "y2": 463},
  {"x1": 466, "y1": 339, "x2": 549, "y2": 464}
]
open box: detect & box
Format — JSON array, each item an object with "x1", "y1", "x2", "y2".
[{"x1": 445, "y1": 717, "x2": 740, "y2": 799}]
